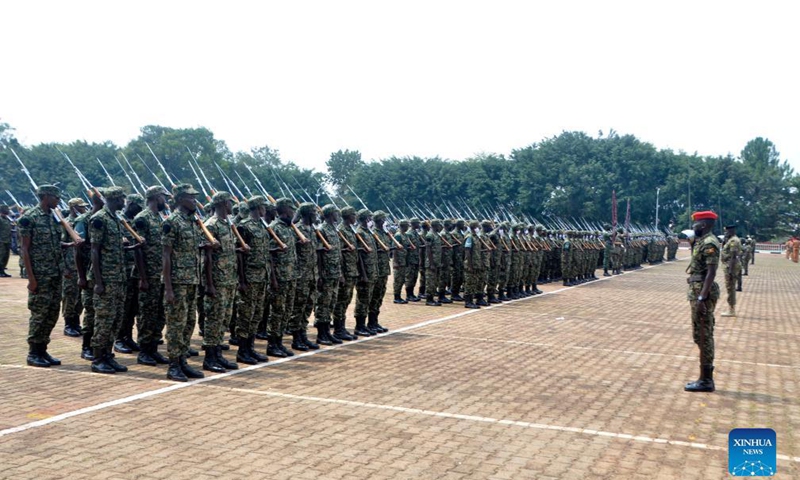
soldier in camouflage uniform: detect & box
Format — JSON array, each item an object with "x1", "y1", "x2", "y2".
[
  {"x1": 267, "y1": 197, "x2": 300, "y2": 358},
  {"x1": 88, "y1": 187, "x2": 133, "y2": 374},
  {"x1": 333, "y1": 206, "x2": 362, "y2": 338},
  {"x1": 75, "y1": 193, "x2": 103, "y2": 361},
  {"x1": 720, "y1": 225, "x2": 742, "y2": 318},
  {"x1": 61, "y1": 198, "x2": 88, "y2": 337},
  {"x1": 494, "y1": 222, "x2": 509, "y2": 303},
  {"x1": 418, "y1": 220, "x2": 430, "y2": 297},
  {"x1": 561, "y1": 231, "x2": 574, "y2": 286},
  {"x1": 369, "y1": 211, "x2": 392, "y2": 331},
  {"x1": 392, "y1": 219, "x2": 410, "y2": 304},
  {"x1": 162, "y1": 183, "x2": 207, "y2": 382},
  {"x1": 439, "y1": 219, "x2": 455, "y2": 302},
  {"x1": 685, "y1": 211, "x2": 721, "y2": 393},
  {"x1": 354, "y1": 209, "x2": 379, "y2": 334},
  {"x1": 289, "y1": 202, "x2": 321, "y2": 351},
  {"x1": 449, "y1": 219, "x2": 465, "y2": 301},
  {"x1": 0, "y1": 204, "x2": 12, "y2": 277},
  {"x1": 114, "y1": 194, "x2": 144, "y2": 355},
  {"x1": 404, "y1": 218, "x2": 423, "y2": 302},
  {"x1": 133, "y1": 186, "x2": 171, "y2": 367},
  {"x1": 200, "y1": 192, "x2": 242, "y2": 373},
  {"x1": 315, "y1": 204, "x2": 347, "y2": 343},
  {"x1": 463, "y1": 220, "x2": 484, "y2": 308},
  {"x1": 423, "y1": 219, "x2": 444, "y2": 306},
  {"x1": 233, "y1": 196, "x2": 271, "y2": 364},
  {"x1": 20, "y1": 185, "x2": 73, "y2": 368}
]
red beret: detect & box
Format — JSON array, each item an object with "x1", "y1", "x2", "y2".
[{"x1": 691, "y1": 210, "x2": 718, "y2": 221}]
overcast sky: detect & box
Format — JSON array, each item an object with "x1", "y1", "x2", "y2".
[{"x1": 2, "y1": 1, "x2": 798, "y2": 173}]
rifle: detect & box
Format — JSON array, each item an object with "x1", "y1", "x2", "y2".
[
  {"x1": 97, "y1": 158, "x2": 117, "y2": 187},
  {"x1": 120, "y1": 152, "x2": 148, "y2": 193},
  {"x1": 10, "y1": 147, "x2": 82, "y2": 243},
  {"x1": 114, "y1": 155, "x2": 141, "y2": 195}
]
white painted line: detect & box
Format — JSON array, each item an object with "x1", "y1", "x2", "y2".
[
  {"x1": 197, "y1": 384, "x2": 800, "y2": 464},
  {"x1": 0, "y1": 259, "x2": 674, "y2": 439},
  {"x1": 402, "y1": 332, "x2": 799, "y2": 369}
]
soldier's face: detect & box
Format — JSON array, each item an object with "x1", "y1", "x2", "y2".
[
  {"x1": 375, "y1": 218, "x2": 384, "y2": 228},
  {"x1": 74, "y1": 205, "x2": 87, "y2": 215},
  {"x1": 411, "y1": 222, "x2": 420, "y2": 229},
  {"x1": 43, "y1": 194, "x2": 60, "y2": 209}
]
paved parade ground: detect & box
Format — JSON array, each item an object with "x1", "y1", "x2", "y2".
[{"x1": 1, "y1": 252, "x2": 799, "y2": 479}]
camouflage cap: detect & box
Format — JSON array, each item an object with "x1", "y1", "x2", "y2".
[
  {"x1": 341, "y1": 206, "x2": 356, "y2": 218},
  {"x1": 456, "y1": 219, "x2": 465, "y2": 227},
  {"x1": 145, "y1": 185, "x2": 171, "y2": 200},
  {"x1": 263, "y1": 202, "x2": 276, "y2": 212},
  {"x1": 209, "y1": 191, "x2": 231, "y2": 206},
  {"x1": 275, "y1": 197, "x2": 295, "y2": 210},
  {"x1": 357, "y1": 208, "x2": 373, "y2": 222},
  {"x1": 36, "y1": 184, "x2": 61, "y2": 197},
  {"x1": 535, "y1": 224, "x2": 544, "y2": 231},
  {"x1": 232, "y1": 203, "x2": 240, "y2": 214},
  {"x1": 297, "y1": 202, "x2": 316, "y2": 216},
  {"x1": 104, "y1": 186, "x2": 126, "y2": 200},
  {"x1": 469, "y1": 220, "x2": 480, "y2": 229},
  {"x1": 172, "y1": 183, "x2": 199, "y2": 198},
  {"x1": 481, "y1": 220, "x2": 493, "y2": 228},
  {"x1": 443, "y1": 218, "x2": 453, "y2": 227},
  {"x1": 409, "y1": 217, "x2": 420, "y2": 224},
  {"x1": 68, "y1": 197, "x2": 89, "y2": 208},
  {"x1": 321, "y1": 204, "x2": 339, "y2": 217},
  {"x1": 373, "y1": 210, "x2": 387, "y2": 221},
  {"x1": 247, "y1": 195, "x2": 266, "y2": 208},
  {"x1": 399, "y1": 219, "x2": 409, "y2": 227},
  {"x1": 126, "y1": 193, "x2": 144, "y2": 207}
]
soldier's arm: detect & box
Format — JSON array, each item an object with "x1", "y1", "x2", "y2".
[
  {"x1": 162, "y1": 244, "x2": 175, "y2": 303},
  {"x1": 204, "y1": 247, "x2": 215, "y2": 297},
  {"x1": 134, "y1": 248, "x2": 148, "y2": 291},
  {"x1": 21, "y1": 235, "x2": 37, "y2": 293},
  {"x1": 91, "y1": 243, "x2": 104, "y2": 295}
]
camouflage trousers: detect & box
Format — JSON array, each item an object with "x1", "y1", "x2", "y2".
[
  {"x1": 723, "y1": 267, "x2": 740, "y2": 308},
  {"x1": 497, "y1": 253, "x2": 510, "y2": 292},
  {"x1": 603, "y1": 247, "x2": 612, "y2": 270},
  {"x1": 91, "y1": 281, "x2": 126, "y2": 349},
  {"x1": 164, "y1": 284, "x2": 197, "y2": 360},
  {"x1": 440, "y1": 262, "x2": 452, "y2": 290},
  {"x1": 118, "y1": 277, "x2": 138, "y2": 340},
  {"x1": 463, "y1": 266, "x2": 485, "y2": 296},
  {"x1": 688, "y1": 281, "x2": 719, "y2": 365},
  {"x1": 425, "y1": 267, "x2": 442, "y2": 297},
  {"x1": 333, "y1": 276, "x2": 357, "y2": 323},
  {"x1": 61, "y1": 273, "x2": 83, "y2": 321},
  {"x1": 369, "y1": 275, "x2": 388, "y2": 314},
  {"x1": 354, "y1": 278, "x2": 376, "y2": 318},
  {"x1": 315, "y1": 278, "x2": 339, "y2": 326},
  {"x1": 203, "y1": 284, "x2": 235, "y2": 347},
  {"x1": 81, "y1": 279, "x2": 95, "y2": 338},
  {"x1": 290, "y1": 275, "x2": 316, "y2": 332},
  {"x1": 404, "y1": 262, "x2": 419, "y2": 293},
  {"x1": 486, "y1": 260, "x2": 499, "y2": 295},
  {"x1": 137, "y1": 280, "x2": 165, "y2": 345},
  {"x1": 392, "y1": 265, "x2": 406, "y2": 296},
  {"x1": 267, "y1": 279, "x2": 296, "y2": 337},
  {"x1": 0, "y1": 242, "x2": 9, "y2": 271},
  {"x1": 235, "y1": 282, "x2": 265, "y2": 339},
  {"x1": 27, "y1": 276, "x2": 62, "y2": 345},
  {"x1": 451, "y1": 253, "x2": 464, "y2": 293}
]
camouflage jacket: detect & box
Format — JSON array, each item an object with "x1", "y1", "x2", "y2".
[
  {"x1": 294, "y1": 223, "x2": 317, "y2": 281},
  {"x1": 74, "y1": 210, "x2": 94, "y2": 274},
  {"x1": 373, "y1": 228, "x2": 392, "y2": 277},
  {"x1": 162, "y1": 209, "x2": 202, "y2": 285},
  {"x1": 238, "y1": 216, "x2": 271, "y2": 284},
  {"x1": 463, "y1": 232, "x2": 483, "y2": 270},
  {"x1": 0, "y1": 215, "x2": 11, "y2": 243},
  {"x1": 18, "y1": 205, "x2": 65, "y2": 279},
  {"x1": 318, "y1": 222, "x2": 342, "y2": 279},
  {"x1": 133, "y1": 209, "x2": 164, "y2": 280},
  {"x1": 269, "y1": 218, "x2": 297, "y2": 282},
  {"x1": 204, "y1": 215, "x2": 238, "y2": 287},
  {"x1": 405, "y1": 229, "x2": 423, "y2": 265},
  {"x1": 89, "y1": 206, "x2": 127, "y2": 283},
  {"x1": 425, "y1": 231, "x2": 443, "y2": 268},
  {"x1": 338, "y1": 223, "x2": 359, "y2": 278},
  {"x1": 356, "y1": 225, "x2": 377, "y2": 280},
  {"x1": 61, "y1": 213, "x2": 79, "y2": 273},
  {"x1": 393, "y1": 230, "x2": 411, "y2": 267},
  {"x1": 688, "y1": 233, "x2": 720, "y2": 278}
]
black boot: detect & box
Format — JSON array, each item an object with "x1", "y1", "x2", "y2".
[
  {"x1": 229, "y1": 335, "x2": 240, "y2": 346},
  {"x1": 236, "y1": 336, "x2": 259, "y2": 365},
  {"x1": 267, "y1": 334, "x2": 288, "y2": 358},
  {"x1": 137, "y1": 342, "x2": 158, "y2": 366},
  {"x1": 91, "y1": 348, "x2": 116, "y2": 374},
  {"x1": 113, "y1": 338, "x2": 133, "y2": 354},
  {"x1": 366, "y1": 312, "x2": 381, "y2": 334},
  {"x1": 488, "y1": 292, "x2": 500, "y2": 304},
  {"x1": 63, "y1": 317, "x2": 81, "y2": 337},
  {"x1": 393, "y1": 294, "x2": 407, "y2": 304},
  {"x1": 534, "y1": 284, "x2": 543, "y2": 294},
  {"x1": 167, "y1": 359, "x2": 188, "y2": 382},
  {"x1": 450, "y1": 290, "x2": 464, "y2": 301},
  {"x1": 291, "y1": 330, "x2": 310, "y2": 352},
  {"x1": 438, "y1": 291, "x2": 453, "y2": 304},
  {"x1": 372, "y1": 314, "x2": 388, "y2": 333},
  {"x1": 316, "y1": 324, "x2": 334, "y2": 346},
  {"x1": 354, "y1": 316, "x2": 372, "y2": 336},
  {"x1": 202, "y1": 346, "x2": 226, "y2": 373},
  {"x1": 123, "y1": 336, "x2": 140, "y2": 352},
  {"x1": 476, "y1": 293, "x2": 489, "y2": 307},
  {"x1": 150, "y1": 343, "x2": 169, "y2": 364},
  {"x1": 26, "y1": 342, "x2": 50, "y2": 368},
  {"x1": 179, "y1": 355, "x2": 205, "y2": 379},
  {"x1": 249, "y1": 335, "x2": 269, "y2": 362},
  {"x1": 425, "y1": 294, "x2": 441, "y2": 306},
  {"x1": 300, "y1": 329, "x2": 321, "y2": 349},
  {"x1": 277, "y1": 334, "x2": 294, "y2": 357},
  {"x1": 81, "y1": 332, "x2": 95, "y2": 360},
  {"x1": 464, "y1": 294, "x2": 479, "y2": 309},
  {"x1": 332, "y1": 319, "x2": 354, "y2": 341},
  {"x1": 187, "y1": 347, "x2": 199, "y2": 357},
  {"x1": 327, "y1": 323, "x2": 343, "y2": 344},
  {"x1": 39, "y1": 343, "x2": 61, "y2": 366},
  {"x1": 105, "y1": 352, "x2": 128, "y2": 372},
  {"x1": 406, "y1": 287, "x2": 420, "y2": 302},
  {"x1": 216, "y1": 346, "x2": 239, "y2": 370},
  {"x1": 684, "y1": 365, "x2": 715, "y2": 392}
]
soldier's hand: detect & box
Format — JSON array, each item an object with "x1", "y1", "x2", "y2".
[
  {"x1": 338, "y1": 275, "x2": 344, "y2": 285},
  {"x1": 317, "y1": 278, "x2": 323, "y2": 292},
  {"x1": 94, "y1": 282, "x2": 105, "y2": 296},
  {"x1": 697, "y1": 299, "x2": 708, "y2": 316},
  {"x1": 206, "y1": 285, "x2": 216, "y2": 298},
  {"x1": 139, "y1": 279, "x2": 149, "y2": 292},
  {"x1": 238, "y1": 282, "x2": 248, "y2": 293},
  {"x1": 78, "y1": 277, "x2": 87, "y2": 290},
  {"x1": 27, "y1": 278, "x2": 38, "y2": 294},
  {"x1": 165, "y1": 288, "x2": 175, "y2": 304}
]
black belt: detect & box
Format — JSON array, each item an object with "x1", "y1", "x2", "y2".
[{"x1": 687, "y1": 274, "x2": 705, "y2": 283}]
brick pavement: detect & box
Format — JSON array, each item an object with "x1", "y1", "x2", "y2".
[{"x1": 0, "y1": 252, "x2": 798, "y2": 479}]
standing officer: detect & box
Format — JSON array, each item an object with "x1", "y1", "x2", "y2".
[
  {"x1": 61, "y1": 198, "x2": 88, "y2": 336},
  {"x1": 424, "y1": 219, "x2": 444, "y2": 306},
  {"x1": 267, "y1": 198, "x2": 299, "y2": 358},
  {"x1": 449, "y1": 219, "x2": 466, "y2": 301},
  {"x1": 354, "y1": 209, "x2": 378, "y2": 335},
  {"x1": 19, "y1": 185, "x2": 75, "y2": 367},
  {"x1": 369, "y1": 211, "x2": 391, "y2": 332},
  {"x1": 114, "y1": 194, "x2": 144, "y2": 355},
  {"x1": 685, "y1": 211, "x2": 720, "y2": 393},
  {"x1": 463, "y1": 220, "x2": 484, "y2": 309},
  {"x1": 315, "y1": 204, "x2": 345, "y2": 343},
  {"x1": 288, "y1": 202, "x2": 321, "y2": 352},
  {"x1": 392, "y1": 219, "x2": 410, "y2": 304},
  {"x1": 720, "y1": 224, "x2": 742, "y2": 318},
  {"x1": 0, "y1": 204, "x2": 13, "y2": 277},
  {"x1": 75, "y1": 193, "x2": 103, "y2": 361},
  {"x1": 404, "y1": 218, "x2": 423, "y2": 302}
]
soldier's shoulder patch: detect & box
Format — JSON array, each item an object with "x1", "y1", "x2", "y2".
[
  {"x1": 92, "y1": 218, "x2": 104, "y2": 229},
  {"x1": 19, "y1": 217, "x2": 31, "y2": 227},
  {"x1": 162, "y1": 223, "x2": 172, "y2": 234}
]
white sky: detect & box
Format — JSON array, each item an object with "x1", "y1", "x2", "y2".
[{"x1": 2, "y1": 1, "x2": 799, "y2": 172}]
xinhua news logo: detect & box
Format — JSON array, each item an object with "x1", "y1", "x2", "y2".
[{"x1": 728, "y1": 428, "x2": 776, "y2": 476}]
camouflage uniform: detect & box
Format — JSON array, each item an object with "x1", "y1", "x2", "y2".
[
  {"x1": 60, "y1": 206, "x2": 83, "y2": 333},
  {"x1": 89, "y1": 202, "x2": 127, "y2": 352},
  {"x1": 235, "y1": 211, "x2": 270, "y2": 340},
  {"x1": 333, "y1": 212, "x2": 359, "y2": 330},
  {"x1": 133, "y1": 202, "x2": 167, "y2": 360},
  {"x1": 315, "y1": 217, "x2": 342, "y2": 327},
  {"x1": 404, "y1": 221, "x2": 423, "y2": 299},
  {"x1": 686, "y1": 231, "x2": 720, "y2": 377},
  {"x1": 424, "y1": 222, "x2": 443, "y2": 302},
  {"x1": 392, "y1": 222, "x2": 410, "y2": 300},
  {"x1": 74, "y1": 209, "x2": 96, "y2": 346},
  {"x1": 721, "y1": 233, "x2": 742, "y2": 311},
  {"x1": 354, "y1": 220, "x2": 378, "y2": 319},
  {"x1": 450, "y1": 222, "x2": 465, "y2": 299},
  {"x1": 370, "y1": 212, "x2": 392, "y2": 326},
  {"x1": 462, "y1": 222, "x2": 485, "y2": 305},
  {"x1": 561, "y1": 233, "x2": 573, "y2": 285},
  {"x1": 0, "y1": 209, "x2": 12, "y2": 275},
  {"x1": 202, "y1": 212, "x2": 238, "y2": 347},
  {"x1": 267, "y1": 214, "x2": 298, "y2": 338},
  {"x1": 117, "y1": 197, "x2": 142, "y2": 351},
  {"x1": 289, "y1": 221, "x2": 317, "y2": 333}
]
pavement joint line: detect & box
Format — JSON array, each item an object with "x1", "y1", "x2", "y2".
[
  {"x1": 196, "y1": 384, "x2": 800, "y2": 463},
  {"x1": 0, "y1": 363, "x2": 173, "y2": 383},
  {"x1": 401, "y1": 332, "x2": 799, "y2": 369},
  {"x1": 0, "y1": 258, "x2": 675, "y2": 439}
]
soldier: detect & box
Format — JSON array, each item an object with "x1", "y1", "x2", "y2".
[
  {"x1": 449, "y1": 219, "x2": 466, "y2": 301},
  {"x1": 288, "y1": 202, "x2": 321, "y2": 351},
  {"x1": 463, "y1": 220, "x2": 484, "y2": 309},
  {"x1": 162, "y1": 183, "x2": 207, "y2": 382},
  {"x1": 404, "y1": 218, "x2": 423, "y2": 302},
  {"x1": 392, "y1": 219, "x2": 411, "y2": 304},
  {"x1": 233, "y1": 196, "x2": 272, "y2": 364},
  {"x1": 493, "y1": 222, "x2": 509, "y2": 303},
  {"x1": 685, "y1": 211, "x2": 721, "y2": 393},
  {"x1": 114, "y1": 194, "x2": 145, "y2": 355},
  {"x1": 315, "y1": 204, "x2": 346, "y2": 344},
  {"x1": 741, "y1": 236, "x2": 752, "y2": 275},
  {"x1": 561, "y1": 231, "x2": 574, "y2": 286},
  {"x1": 255, "y1": 202, "x2": 276, "y2": 342},
  {"x1": 419, "y1": 220, "x2": 430, "y2": 298},
  {"x1": 20, "y1": 185, "x2": 76, "y2": 367},
  {"x1": 424, "y1": 219, "x2": 444, "y2": 306},
  {"x1": 89, "y1": 187, "x2": 137, "y2": 374},
  {"x1": 0, "y1": 204, "x2": 12, "y2": 277},
  {"x1": 75, "y1": 193, "x2": 103, "y2": 361},
  {"x1": 133, "y1": 186, "x2": 171, "y2": 366},
  {"x1": 354, "y1": 209, "x2": 379, "y2": 333},
  {"x1": 333, "y1": 206, "x2": 362, "y2": 339},
  {"x1": 602, "y1": 224, "x2": 613, "y2": 276},
  {"x1": 439, "y1": 219, "x2": 455, "y2": 303},
  {"x1": 369, "y1": 211, "x2": 392, "y2": 331},
  {"x1": 266, "y1": 197, "x2": 300, "y2": 358},
  {"x1": 60, "y1": 198, "x2": 88, "y2": 336},
  {"x1": 720, "y1": 225, "x2": 742, "y2": 318}
]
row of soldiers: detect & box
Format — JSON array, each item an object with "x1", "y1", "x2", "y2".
[{"x1": 16, "y1": 182, "x2": 678, "y2": 381}]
